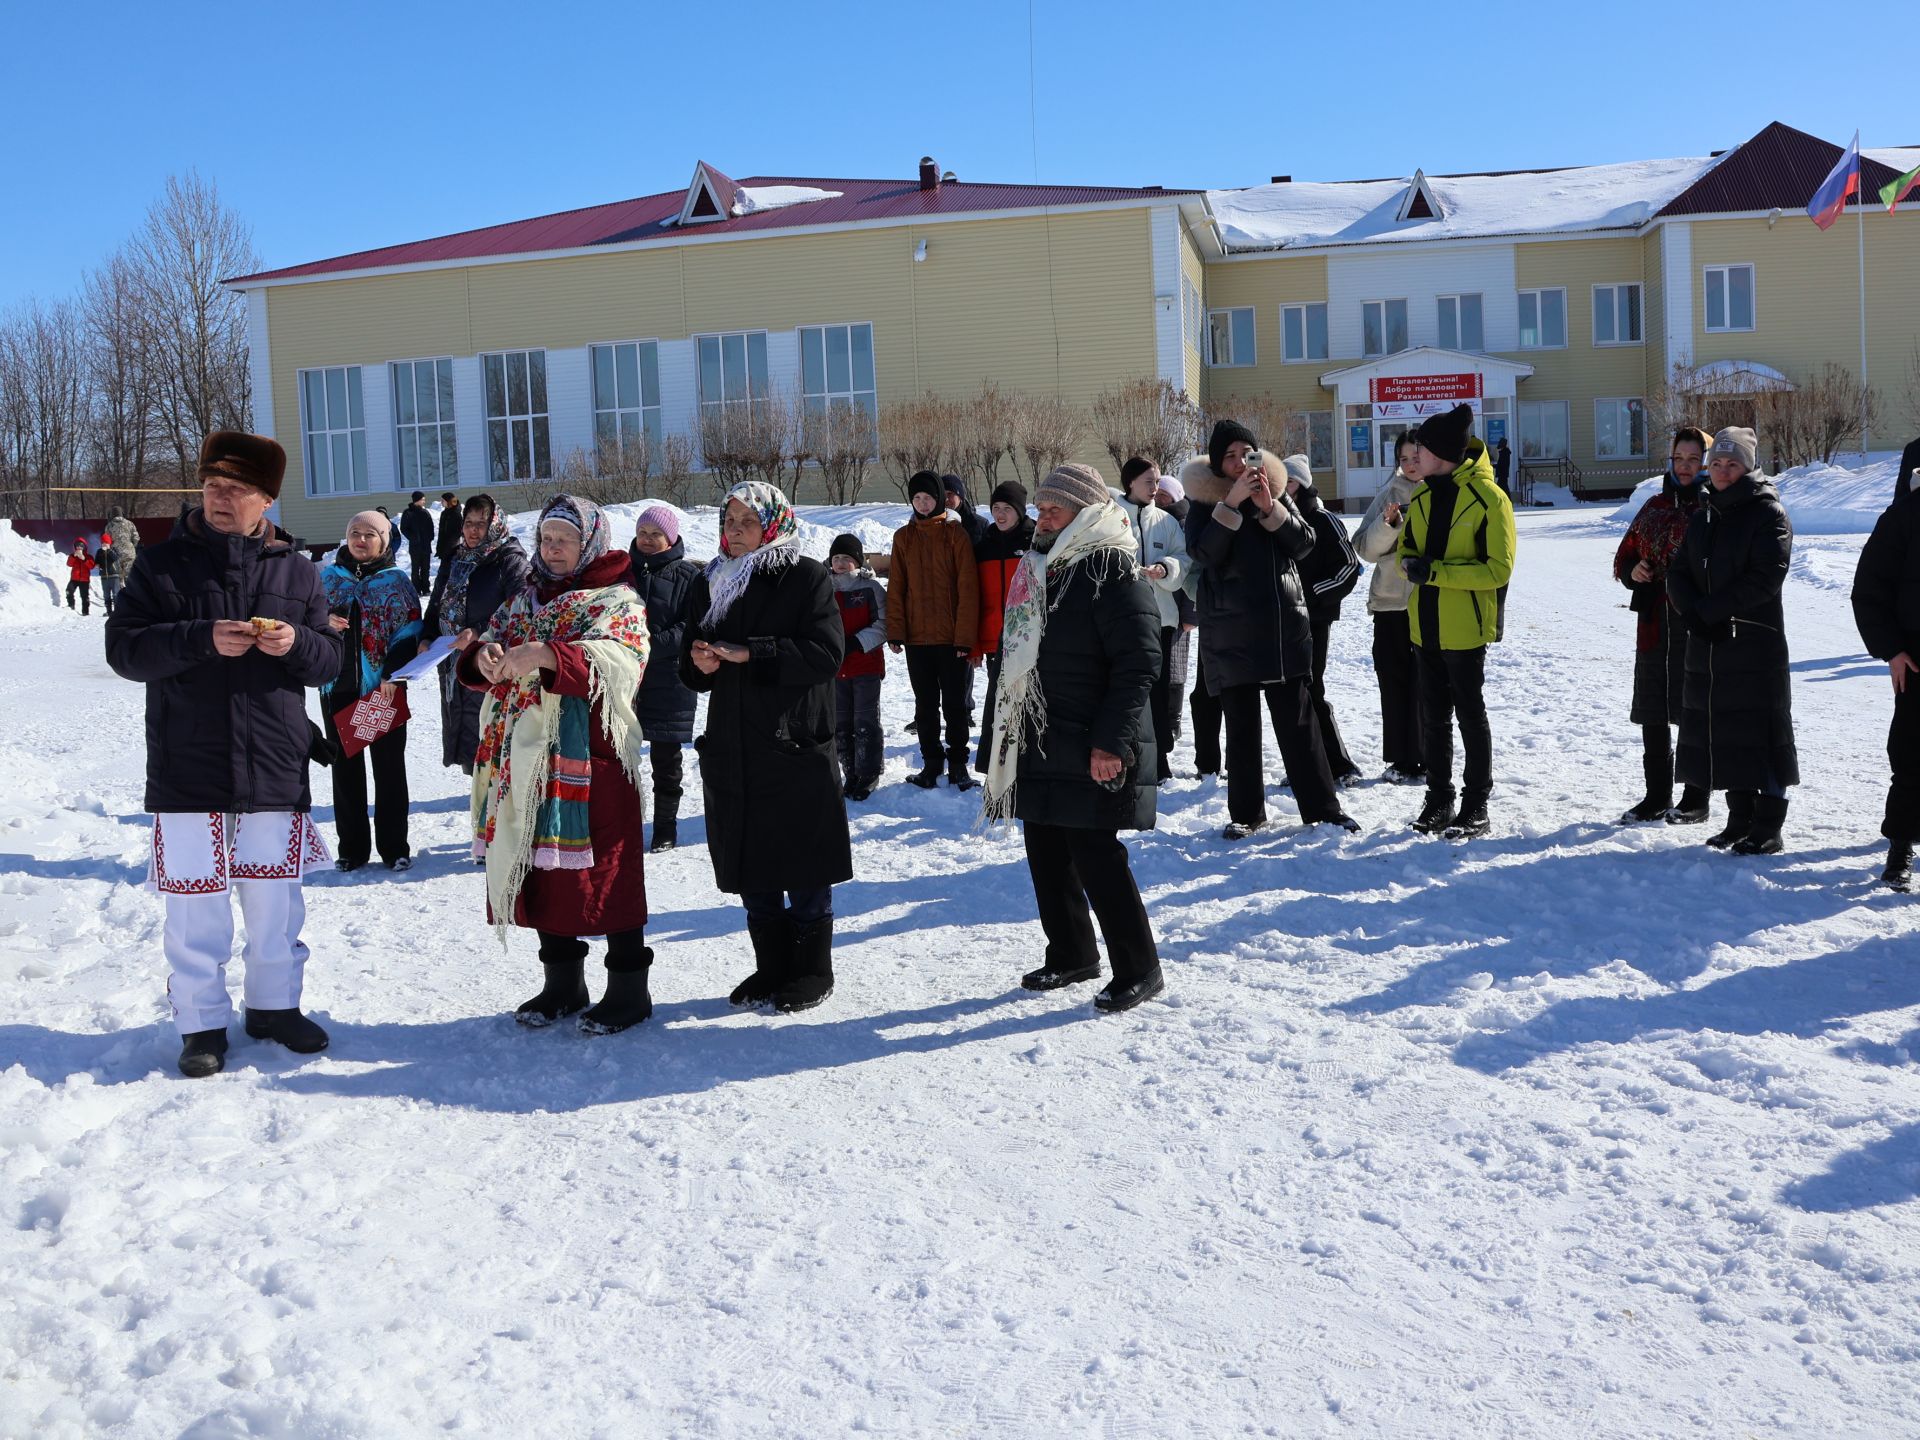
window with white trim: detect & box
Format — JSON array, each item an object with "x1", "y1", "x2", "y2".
[
  {"x1": 1206, "y1": 307, "x2": 1255, "y2": 367},
  {"x1": 1361, "y1": 299, "x2": 1409, "y2": 358},
  {"x1": 1594, "y1": 398, "x2": 1648, "y2": 459},
  {"x1": 1704, "y1": 264, "x2": 1755, "y2": 332},
  {"x1": 1281, "y1": 302, "x2": 1328, "y2": 362},
  {"x1": 1518, "y1": 399, "x2": 1570, "y2": 459},
  {"x1": 481, "y1": 349, "x2": 551, "y2": 485},
  {"x1": 392, "y1": 358, "x2": 456, "y2": 491},
  {"x1": 799, "y1": 323, "x2": 876, "y2": 423},
  {"x1": 300, "y1": 365, "x2": 367, "y2": 496},
  {"x1": 590, "y1": 341, "x2": 662, "y2": 467},
  {"x1": 1592, "y1": 284, "x2": 1643, "y2": 346},
  {"x1": 1437, "y1": 293, "x2": 1484, "y2": 351},
  {"x1": 1518, "y1": 288, "x2": 1567, "y2": 349},
  {"x1": 1287, "y1": 410, "x2": 1335, "y2": 471},
  {"x1": 697, "y1": 331, "x2": 771, "y2": 416}
]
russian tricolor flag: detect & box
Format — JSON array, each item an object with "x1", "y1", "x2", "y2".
[{"x1": 1807, "y1": 131, "x2": 1861, "y2": 230}]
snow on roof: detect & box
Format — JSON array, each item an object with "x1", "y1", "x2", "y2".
[
  {"x1": 1209, "y1": 154, "x2": 1720, "y2": 251},
  {"x1": 731, "y1": 185, "x2": 845, "y2": 217},
  {"x1": 1867, "y1": 147, "x2": 1920, "y2": 174},
  {"x1": 1685, "y1": 359, "x2": 1795, "y2": 393}
]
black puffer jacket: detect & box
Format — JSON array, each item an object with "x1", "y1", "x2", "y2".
[
  {"x1": 629, "y1": 537, "x2": 703, "y2": 744},
  {"x1": 1294, "y1": 481, "x2": 1361, "y2": 623},
  {"x1": 435, "y1": 504, "x2": 462, "y2": 560},
  {"x1": 944, "y1": 475, "x2": 990, "y2": 547},
  {"x1": 1666, "y1": 475, "x2": 1799, "y2": 791},
  {"x1": 399, "y1": 504, "x2": 435, "y2": 565},
  {"x1": 680, "y1": 556, "x2": 852, "y2": 894},
  {"x1": 424, "y1": 535, "x2": 531, "y2": 770},
  {"x1": 1012, "y1": 553, "x2": 1161, "y2": 831},
  {"x1": 1179, "y1": 451, "x2": 1315, "y2": 691},
  {"x1": 105, "y1": 510, "x2": 340, "y2": 813},
  {"x1": 1853, "y1": 462, "x2": 1920, "y2": 661}
]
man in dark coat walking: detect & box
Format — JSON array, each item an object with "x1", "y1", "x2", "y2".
[
  {"x1": 434, "y1": 491, "x2": 462, "y2": 564},
  {"x1": 399, "y1": 490, "x2": 436, "y2": 594},
  {"x1": 104, "y1": 432, "x2": 341, "y2": 1078},
  {"x1": 985, "y1": 463, "x2": 1165, "y2": 1013},
  {"x1": 628, "y1": 504, "x2": 703, "y2": 850},
  {"x1": 1850, "y1": 437, "x2": 1920, "y2": 890}
]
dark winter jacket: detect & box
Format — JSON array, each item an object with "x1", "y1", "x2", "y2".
[
  {"x1": 105, "y1": 510, "x2": 341, "y2": 814},
  {"x1": 1179, "y1": 450, "x2": 1316, "y2": 692},
  {"x1": 1614, "y1": 471, "x2": 1703, "y2": 727},
  {"x1": 1013, "y1": 552, "x2": 1161, "y2": 831},
  {"x1": 887, "y1": 511, "x2": 979, "y2": 649},
  {"x1": 971, "y1": 515, "x2": 1034, "y2": 659},
  {"x1": 399, "y1": 503, "x2": 436, "y2": 564},
  {"x1": 1894, "y1": 438, "x2": 1920, "y2": 506},
  {"x1": 435, "y1": 504, "x2": 463, "y2": 561},
  {"x1": 944, "y1": 476, "x2": 991, "y2": 547},
  {"x1": 1666, "y1": 474, "x2": 1799, "y2": 791},
  {"x1": 1852, "y1": 468, "x2": 1920, "y2": 662},
  {"x1": 628, "y1": 537, "x2": 703, "y2": 745},
  {"x1": 425, "y1": 534, "x2": 531, "y2": 769},
  {"x1": 680, "y1": 556, "x2": 852, "y2": 894},
  {"x1": 1294, "y1": 481, "x2": 1361, "y2": 623}
]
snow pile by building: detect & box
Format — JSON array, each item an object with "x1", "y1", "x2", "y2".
[
  {"x1": 0, "y1": 526, "x2": 72, "y2": 628},
  {"x1": 1610, "y1": 456, "x2": 1900, "y2": 535},
  {"x1": 731, "y1": 185, "x2": 844, "y2": 217}
]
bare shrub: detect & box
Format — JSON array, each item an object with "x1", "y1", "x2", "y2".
[
  {"x1": 1201, "y1": 394, "x2": 1299, "y2": 460},
  {"x1": 1091, "y1": 378, "x2": 1204, "y2": 475},
  {"x1": 699, "y1": 394, "x2": 791, "y2": 494},
  {"x1": 1010, "y1": 393, "x2": 1085, "y2": 485},
  {"x1": 801, "y1": 403, "x2": 879, "y2": 504},
  {"x1": 554, "y1": 432, "x2": 654, "y2": 508},
  {"x1": 949, "y1": 382, "x2": 1019, "y2": 488},
  {"x1": 879, "y1": 393, "x2": 956, "y2": 498},
  {"x1": 654, "y1": 433, "x2": 697, "y2": 506}
]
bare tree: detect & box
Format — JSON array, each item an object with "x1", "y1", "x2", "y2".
[
  {"x1": 698, "y1": 395, "x2": 791, "y2": 494},
  {"x1": 83, "y1": 251, "x2": 162, "y2": 510},
  {"x1": 801, "y1": 403, "x2": 879, "y2": 503},
  {"x1": 0, "y1": 301, "x2": 93, "y2": 519},
  {"x1": 1010, "y1": 393, "x2": 1084, "y2": 485},
  {"x1": 1900, "y1": 340, "x2": 1920, "y2": 440},
  {"x1": 654, "y1": 433, "x2": 697, "y2": 507},
  {"x1": 1091, "y1": 378, "x2": 1203, "y2": 474},
  {"x1": 556, "y1": 432, "x2": 655, "y2": 508},
  {"x1": 1202, "y1": 394, "x2": 1298, "y2": 461},
  {"x1": 879, "y1": 393, "x2": 956, "y2": 498},
  {"x1": 948, "y1": 382, "x2": 1018, "y2": 487},
  {"x1": 127, "y1": 172, "x2": 259, "y2": 484}
]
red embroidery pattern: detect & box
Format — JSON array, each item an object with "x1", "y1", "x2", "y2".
[
  {"x1": 232, "y1": 814, "x2": 304, "y2": 881},
  {"x1": 152, "y1": 812, "x2": 228, "y2": 896}
]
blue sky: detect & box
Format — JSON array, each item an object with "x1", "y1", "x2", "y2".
[{"x1": 2, "y1": 0, "x2": 1911, "y2": 309}]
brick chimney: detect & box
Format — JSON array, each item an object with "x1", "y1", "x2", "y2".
[{"x1": 919, "y1": 156, "x2": 940, "y2": 192}]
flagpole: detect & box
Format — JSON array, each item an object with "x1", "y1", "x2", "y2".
[{"x1": 1858, "y1": 137, "x2": 1870, "y2": 458}]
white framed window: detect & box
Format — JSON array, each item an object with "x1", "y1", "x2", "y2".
[
  {"x1": 1592, "y1": 284, "x2": 1643, "y2": 346},
  {"x1": 590, "y1": 341, "x2": 663, "y2": 467},
  {"x1": 1281, "y1": 302, "x2": 1329, "y2": 363},
  {"x1": 1518, "y1": 288, "x2": 1567, "y2": 349},
  {"x1": 299, "y1": 365, "x2": 367, "y2": 496},
  {"x1": 1704, "y1": 264, "x2": 1755, "y2": 332},
  {"x1": 1595, "y1": 398, "x2": 1648, "y2": 459},
  {"x1": 480, "y1": 349, "x2": 551, "y2": 485},
  {"x1": 799, "y1": 323, "x2": 877, "y2": 422},
  {"x1": 697, "y1": 331, "x2": 771, "y2": 416},
  {"x1": 1287, "y1": 410, "x2": 1335, "y2": 471},
  {"x1": 1518, "y1": 399, "x2": 1570, "y2": 459},
  {"x1": 1437, "y1": 293, "x2": 1484, "y2": 351},
  {"x1": 1361, "y1": 299, "x2": 1409, "y2": 358},
  {"x1": 1206, "y1": 307, "x2": 1255, "y2": 367},
  {"x1": 391, "y1": 358, "x2": 456, "y2": 492}
]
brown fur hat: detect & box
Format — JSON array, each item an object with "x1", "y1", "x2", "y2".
[{"x1": 198, "y1": 431, "x2": 287, "y2": 500}]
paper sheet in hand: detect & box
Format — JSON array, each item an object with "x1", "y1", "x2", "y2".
[{"x1": 389, "y1": 635, "x2": 459, "y2": 684}]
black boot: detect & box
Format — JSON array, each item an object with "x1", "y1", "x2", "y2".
[
  {"x1": 1021, "y1": 959, "x2": 1101, "y2": 990},
  {"x1": 1666, "y1": 784, "x2": 1710, "y2": 825},
  {"x1": 1732, "y1": 795, "x2": 1788, "y2": 855},
  {"x1": 1618, "y1": 753, "x2": 1673, "y2": 823},
  {"x1": 1445, "y1": 793, "x2": 1491, "y2": 839},
  {"x1": 244, "y1": 1008, "x2": 330, "y2": 1053},
  {"x1": 1412, "y1": 788, "x2": 1457, "y2": 834},
  {"x1": 906, "y1": 764, "x2": 941, "y2": 789},
  {"x1": 772, "y1": 917, "x2": 834, "y2": 1013},
  {"x1": 649, "y1": 811, "x2": 678, "y2": 853},
  {"x1": 730, "y1": 913, "x2": 792, "y2": 1006},
  {"x1": 1884, "y1": 840, "x2": 1914, "y2": 893},
  {"x1": 1094, "y1": 967, "x2": 1165, "y2": 1013},
  {"x1": 947, "y1": 756, "x2": 978, "y2": 792},
  {"x1": 178, "y1": 1028, "x2": 228, "y2": 1078},
  {"x1": 1706, "y1": 790, "x2": 1755, "y2": 849},
  {"x1": 516, "y1": 947, "x2": 590, "y2": 1027},
  {"x1": 581, "y1": 949, "x2": 654, "y2": 1034}
]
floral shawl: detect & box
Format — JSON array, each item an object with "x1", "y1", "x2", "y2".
[
  {"x1": 702, "y1": 481, "x2": 800, "y2": 628},
  {"x1": 320, "y1": 549, "x2": 423, "y2": 700}
]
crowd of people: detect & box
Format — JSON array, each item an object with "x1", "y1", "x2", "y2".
[{"x1": 99, "y1": 414, "x2": 1920, "y2": 1077}]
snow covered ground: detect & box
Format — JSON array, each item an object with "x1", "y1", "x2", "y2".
[{"x1": 3, "y1": 498, "x2": 1918, "y2": 1439}]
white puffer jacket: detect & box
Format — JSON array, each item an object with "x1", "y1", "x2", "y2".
[
  {"x1": 1353, "y1": 472, "x2": 1421, "y2": 615},
  {"x1": 1112, "y1": 489, "x2": 1190, "y2": 629}
]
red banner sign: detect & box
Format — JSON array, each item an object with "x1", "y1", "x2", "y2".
[{"x1": 1370, "y1": 373, "x2": 1483, "y2": 404}]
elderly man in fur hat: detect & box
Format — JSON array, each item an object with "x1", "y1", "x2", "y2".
[
  {"x1": 984, "y1": 463, "x2": 1166, "y2": 1012},
  {"x1": 106, "y1": 432, "x2": 342, "y2": 1078}
]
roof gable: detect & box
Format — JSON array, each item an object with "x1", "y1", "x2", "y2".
[
  {"x1": 677, "y1": 162, "x2": 740, "y2": 227},
  {"x1": 1396, "y1": 170, "x2": 1442, "y2": 223},
  {"x1": 1658, "y1": 121, "x2": 1907, "y2": 216}
]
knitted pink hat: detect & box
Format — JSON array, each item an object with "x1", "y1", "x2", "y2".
[{"x1": 634, "y1": 504, "x2": 682, "y2": 546}]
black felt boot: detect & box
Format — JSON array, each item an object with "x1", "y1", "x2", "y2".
[
  {"x1": 1883, "y1": 840, "x2": 1914, "y2": 893},
  {"x1": 772, "y1": 918, "x2": 835, "y2": 1013},
  {"x1": 1732, "y1": 795, "x2": 1788, "y2": 855},
  {"x1": 581, "y1": 941, "x2": 654, "y2": 1035},
  {"x1": 1706, "y1": 790, "x2": 1755, "y2": 849},
  {"x1": 517, "y1": 938, "x2": 591, "y2": 1027},
  {"x1": 178, "y1": 1028, "x2": 228, "y2": 1078},
  {"x1": 1666, "y1": 784, "x2": 1710, "y2": 825},
  {"x1": 649, "y1": 812, "x2": 678, "y2": 853},
  {"x1": 243, "y1": 1008, "x2": 330, "y2": 1053},
  {"x1": 730, "y1": 914, "x2": 792, "y2": 1006},
  {"x1": 1618, "y1": 753, "x2": 1673, "y2": 824}
]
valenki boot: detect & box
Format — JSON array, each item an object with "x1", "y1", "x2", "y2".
[
  {"x1": 1706, "y1": 790, "x2": 1756, "y2": 850},
  {"x1": 730, "y1": 914, "x2": 792, "y2": 1006}
]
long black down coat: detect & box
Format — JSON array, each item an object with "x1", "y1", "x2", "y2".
[
  {"x1": 680, "y1": 555, "x2": 853, "y2": 894},
  {"x1": 1012, "y1": 552, "x2": 1161, "y2": 831},
  {"x1": 629, "y1": 537, "x2": 702, "y2": 745},
  {"x1": 1853, "y1": 460, "x2": 1920, "y2": 662},
  {"x1": 1179, "y1": 452, "x2": 1316, "y2": 691},
  {"x1": 423, "y1": 536, "x2": 530, "y2": 770},
  {"x1": 105, "y1": 510, "x2": 340, "y2": 813},
  {"x1": 1665, "y1": 475, "x2": 1800, "y2": 791}
]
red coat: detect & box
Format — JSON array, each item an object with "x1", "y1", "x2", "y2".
[
  {"x1": 66, "y1": 553, "x2": 97, "y2": 583},
  {"x1": 835, "y1": 584, "x2": 884, "y2": 679}
]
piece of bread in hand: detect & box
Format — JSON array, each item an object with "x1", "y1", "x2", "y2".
[{"x1": 249, "y1": 616, "x2": 282, "y2": 634}]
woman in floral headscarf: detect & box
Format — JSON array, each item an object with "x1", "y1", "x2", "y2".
[
  {"x1": 457, "y1": 494, "x2": 654, "y2": 1034},
  {"x1": 681, "y1": 481, "x2": 850, "y2": 1012}
]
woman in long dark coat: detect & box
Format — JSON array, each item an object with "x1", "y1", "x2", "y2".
[
  {"x1": 681, "y1": 481, "x2": 851, "y2": 1013},
  {"x1": 1666, "y1": 426, "x2": 1798, "y2": 854},
  {"x1": 628, "y1": 503, "x2": 702, "y2": 851},
  {"x1": 424, "y1": 494, "x2": 530, "y2": 774}
]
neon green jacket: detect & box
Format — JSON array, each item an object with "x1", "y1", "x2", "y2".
[{"x1": 1397, "y1": 439, "x2": 1516, "y2": 649}]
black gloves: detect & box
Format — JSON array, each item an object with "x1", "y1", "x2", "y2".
[{"x1": 1401, "y1": 555, "x2": 1433, "y2": 586}]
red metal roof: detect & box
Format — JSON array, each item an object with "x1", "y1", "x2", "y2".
[
  {"x1": 1658, "y1": 121, "x2": 1906, "y2": 217},
  {"x1": 229, "y1": 174, "x2": 1195, "y2": 284}
]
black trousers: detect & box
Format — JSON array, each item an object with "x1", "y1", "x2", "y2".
[
  {"x1": 1886, "y1": 682, "x2": 1920, "y2": 844},
  {"x1": 1191, "y1": 645, "x2": 1224, "y2": 774},
  {"x1": 539, "y1": 927, "x2": 649, "y2": 973},
  {"x1": 651, "y1": 740, "x2": 684, "y2": 819},
  {"x1": 1147, "y1": 626, "x2": 1176, "y2": 782},
  {"x1": 325, "y1": 713, "x2": 411, "y2": 865},
  {"x1": 1309, "y1": 616, "x2": 1359, "y2": 779},
  {"x1": 742, "y1": 888, "x2": 833, "y2": 924},
  {"x1": 1416, "y1": 645, "x2": 1492, "y2": 801},
  {"x1": 1022, "y1": 822, "x2": 1158, "y2": 984},
  {"x1": 1221, "y1": 677, "x2": 1341, "y2": 825},
  {"x1": 1372, "y1": 611, "x2": 1423, "y2": 773},
  {"x1": 65, "y1": 580, "x2": 90, "y2": 614},
  {"x1": 836, "y1": 674, "x2": 883, "y2": 785},
  {"x1": 905, "y1": 644, "x2": 970, "y2": 770},
  {"x1": 410, "y1": 552, "x2": 431, "y2": 596},
  {"x1": 974, "y1": 654, "x2": 1003, "y2": 771}
]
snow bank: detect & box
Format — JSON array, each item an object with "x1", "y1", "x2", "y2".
[
  {"x1": 0, "y1": 526, "x2": 74, "y2": 629},
  {"x1": 731, "y1": 185, "x2": 843, "y2": 216},
  {"x1": 1610, "y1": 457, "x2": 1900, "y2": 534},
  {"x1": 502, "y1": 498, "x2": 912, "y2": 565}
]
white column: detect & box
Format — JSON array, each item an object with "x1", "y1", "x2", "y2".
[
  {"x1": 451, "y1": 356, "x2": 487, "y2": 490},
  {"x1": 245, "y1": 289, "x2": 274, "y2": 439},
  {"x1": 360, "y1": 363, "x2": 395, "y2": 494},
  {"x1": 543, "y1": 346, "x2": 594, "y2": 476},
  {"x1": 1661, "y1": 222, "x2": 1694, "y2": 372},
  {"x1": 1150, "y1": 206, "x2": 1183, "y2": 387}
]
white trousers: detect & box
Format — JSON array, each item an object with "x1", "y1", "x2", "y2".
[{"x1": 163, "y1": 885, "x2": 310, "y2": 1036}]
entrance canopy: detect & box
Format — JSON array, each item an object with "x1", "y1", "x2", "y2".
[{"x1": 1319, "y1": 347, "x2": 1535, "y2": 502}]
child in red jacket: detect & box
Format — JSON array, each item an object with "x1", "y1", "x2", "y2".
[
  {"x1": 828, "y1": 534, "x2": 888, "y2": 801},
  {"x1": 64, "y1": 540, "x2": 97, "y2": 615}
]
